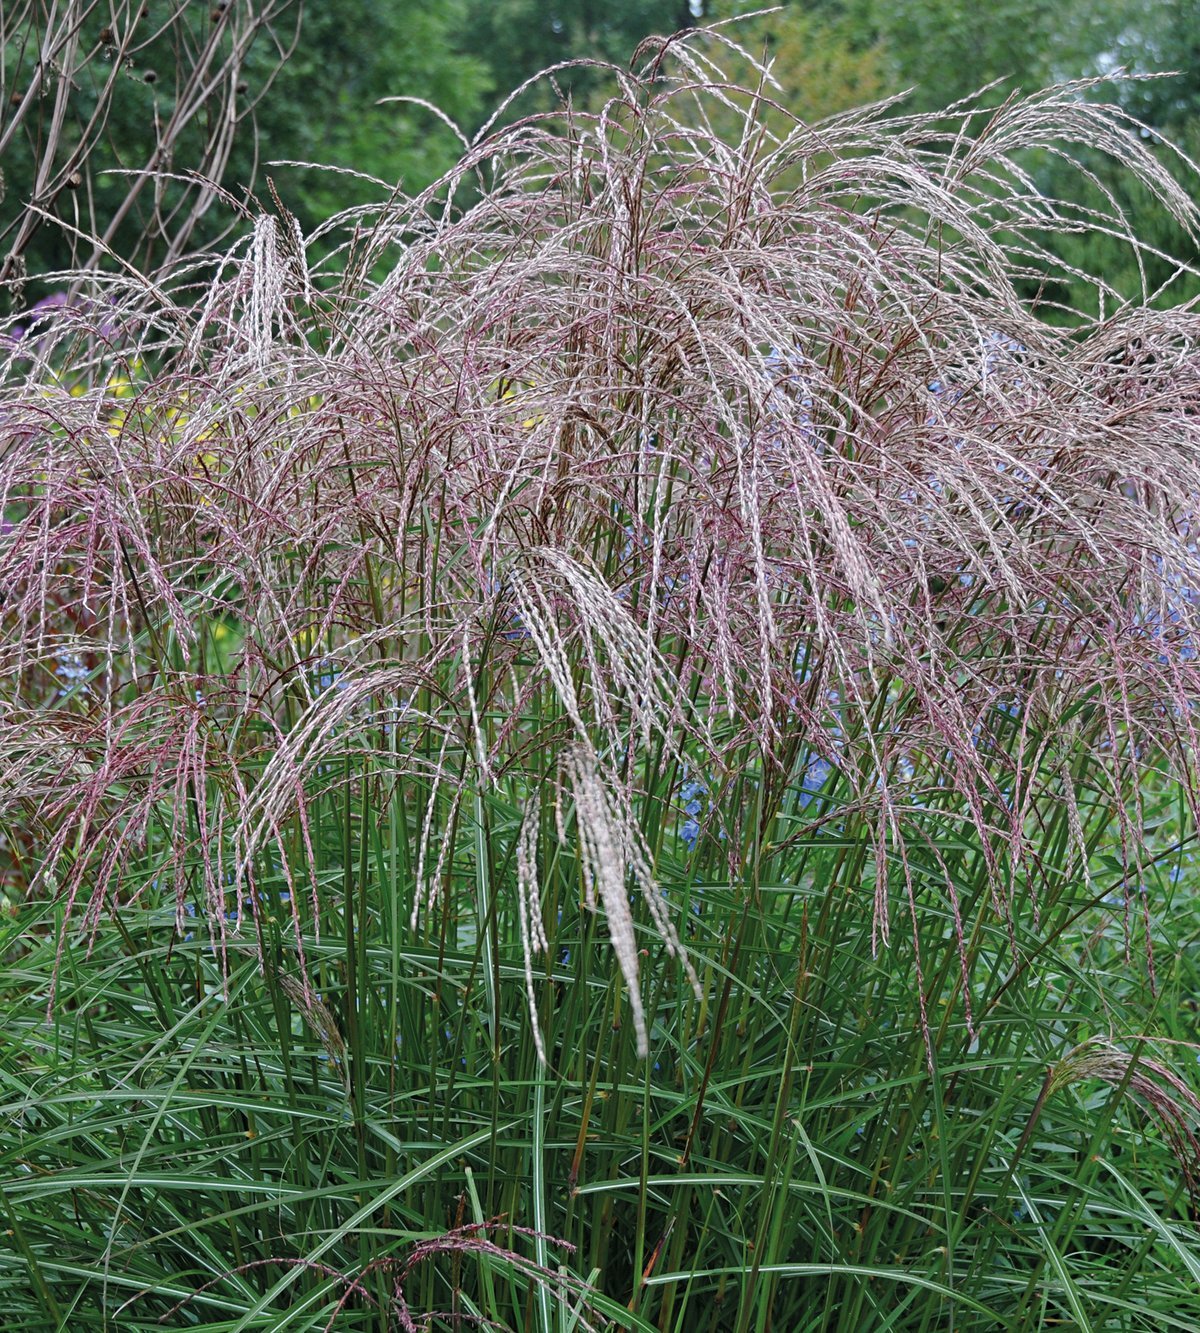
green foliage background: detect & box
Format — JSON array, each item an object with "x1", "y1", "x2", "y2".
[{"x1": 4, "y1": 0, "x2": 1200, "y2": 305}]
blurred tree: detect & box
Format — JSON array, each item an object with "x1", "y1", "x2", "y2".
[
  {"x1": 708, "y1": 2, "x2": 888, "y2": 123},
  {"x1": 0, "y1": 0, "x2": 489, "y2": 295},
  {"x1": 0, "y1": 0, "x2": 299, "y2": 294},
  {"x1": 1015, "y1": 0, "x2": 1200, "y2": 313},
  {"x1": 460, "y1": 0, "x2": 706, "y2": 122},
  {"x1": 706, "y1": 0, "x2": 1200, "y2": 313},
  {"x1": 862, "y1": 0, "x2": 1126, "y2": 111},
  {"x1": 257, "y1": 0, "x2": 490, "y2": 231},
  {"x1": 1106, "y1": 0, "x2": 1200, "y2": 139}
]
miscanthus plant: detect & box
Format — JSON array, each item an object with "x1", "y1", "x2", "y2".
[{"x1": 6, "y1": 31, "x2": 1200, "y2": 1331}]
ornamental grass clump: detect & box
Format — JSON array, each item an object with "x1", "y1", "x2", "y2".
[{"x1": 5, "y1": 31, "x2": 1200, "y2": 1330}]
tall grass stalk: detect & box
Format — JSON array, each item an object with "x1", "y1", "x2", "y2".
[{"x1": 5, "y1": 32, "x2": 1200, "y2": 1330}]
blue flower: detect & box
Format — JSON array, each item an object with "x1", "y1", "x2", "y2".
[
  {"x1": 677, "y1": 776, "x2": 709, "y2": 850},
  {"x1": 315, "y1": 658, "x2": 347, "y2": 692},
  {"x1": 483, "y1": 572, "x2": 530, "y2": 640},
  {"x1": 54, "y1": 650, "x2": 89, "y2": 697},
  {"x1": 502, "y1": 613, "x2": 529, "y2": 642},
  {"x1": 982, "y1": 330, "x2": 1025, "y2": 378},
  {"x1": 799, "y1": 756, "x2": 833, "y2": 808}
]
